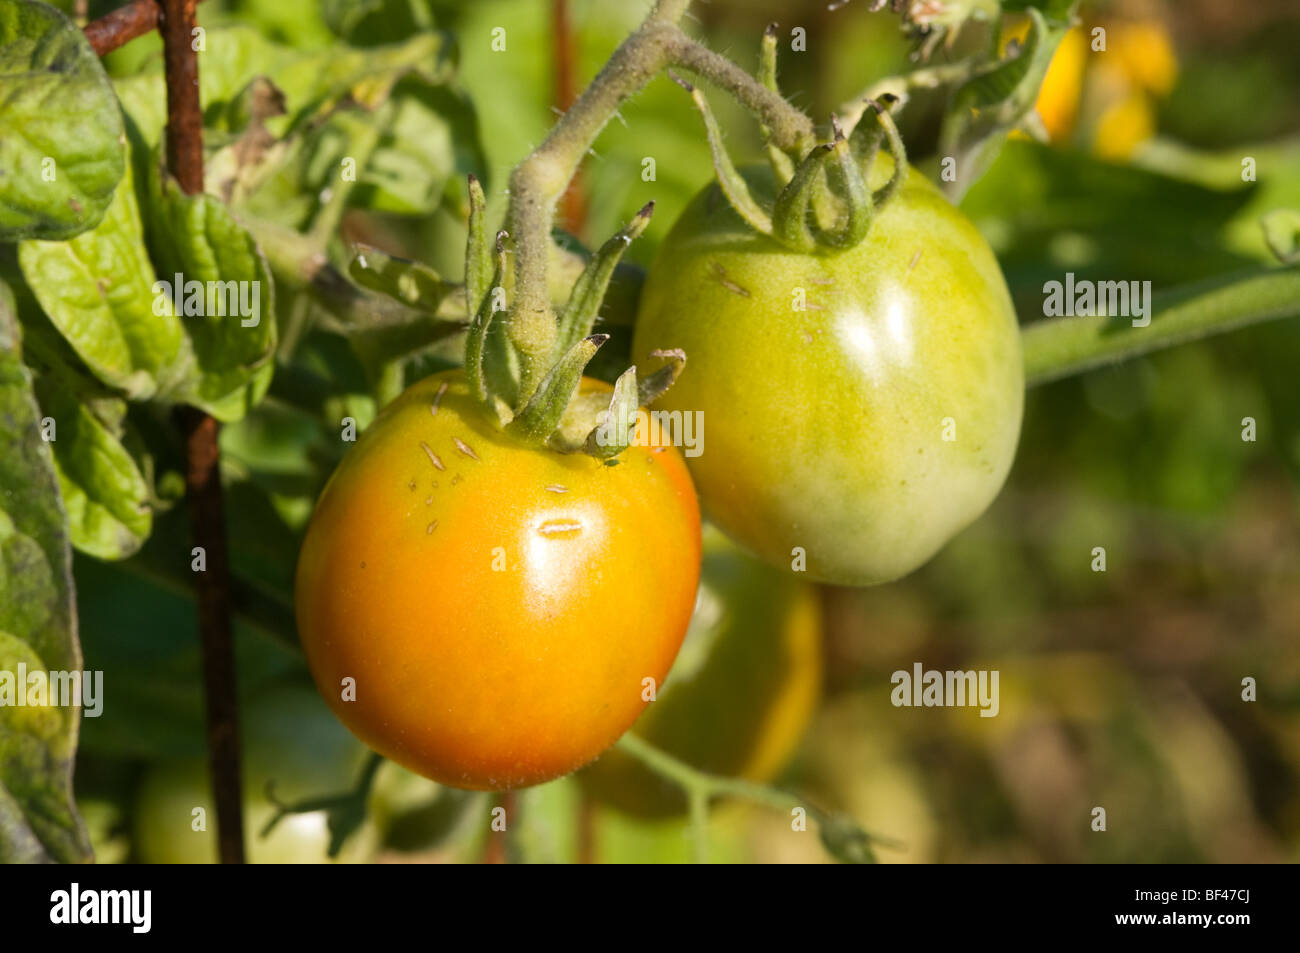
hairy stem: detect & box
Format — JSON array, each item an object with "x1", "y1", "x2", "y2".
[
  {"x1": 1023, "y1": 266, "x2": 1300, "y2": 386},
  {"x1": 504, "y1": 0, "x2": 814, "y2": 399}
]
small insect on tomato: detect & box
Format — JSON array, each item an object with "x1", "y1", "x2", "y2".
[
  {"x1": 294, "y1": 370, "x2": 701, "y2": 791},
  {"x1": 633, "y1": 161, "x2": 1023, "y2": 586}
]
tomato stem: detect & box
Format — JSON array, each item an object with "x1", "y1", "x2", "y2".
[
  {"x1": 1022, "y1": 265, "x2": 1300, "y2": 387},
  {"x1": 614, "y1": 732, "x2": 893, "y2": 864},
  {"x1": 502, "y1": 0, "x2": 814, "y2": 400}
]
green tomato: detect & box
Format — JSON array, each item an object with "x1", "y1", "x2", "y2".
[
  {"x1": 578, "y1": 526, "x2": 822, "y2": 818},
  {"x1": 133, "y1": 685, "x2": 378, "y2": 864},
  {"x1": 632, "y1": 165, "x2": 1023, "y2": 585}
]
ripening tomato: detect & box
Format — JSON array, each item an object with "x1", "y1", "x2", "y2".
[
  {"x1": 632, "y1": 165, "x2": 1023, "y2": 585},
  {"x1": 294, "y1": 370, "x2": 701, "y2": 790},
  {"x1": 578, "y1": 526, "x2": 821, "y2": 817}
]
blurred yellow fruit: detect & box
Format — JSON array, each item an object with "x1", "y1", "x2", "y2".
[
  {"x1": 1093, "y1": 91, "x2": 1156, "y2": 159},
  {"x1": 1014, "y1": 15, "x2": 1178, "y2": 157},
  {"x1": 1035, "y1": 26, "x2": 1087, "y2": 142},
  {"x1": 1110, "y1": 21, "x2": 1179, "y2": 96}
]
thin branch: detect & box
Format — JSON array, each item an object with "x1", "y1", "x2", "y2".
[
  {"x1": 83, "y1": 0, "x2": 211, "y2": 56},
  {"x1": 161, "y1": 0, "x2": 203, "y2": 193},
  {"x1": 84, "y1": 0, "x2": 160, "y2": 55},
  {"x1": 160, "y1": 0, "x2": 246, "y2": 866},
  {"x1": 1023, "y1": 266, "x2": 1300, "y2": 387},
  {"x1": 551, "y1": 0, "x2": 587, "y2": 236},
  {"x1": 667, "y1": 33, "x2": 816, "y2": 151},
  {"x1": 504, "y1": 1, "x2": 814, "y2": 399},
  {"x1": 614, "y1": 732, "x2": 898, "y2": 864}
]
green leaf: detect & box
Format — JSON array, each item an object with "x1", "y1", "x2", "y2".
[
  {"x1": 464, "y1": 235, "x2": 506, "y2": 407},
  {"x1": 17, "y1": 160, "x2": 192, "y2": 402},
  {"x1": 34, "y1": 382, "x2": 151, "y2": 560},
  {"x1": 938, "y1": 6, "x2": 1076, "y2": 200},
  {"x1": 348, "y1": 244, "x2": 444, "y2": 311},
  {"x1": 147, "y1": 159, "x2": 278, "y2": 422},
  {"x1": 323, "y1": 0, "x2": 436, "y2": 46},
  {"x1": 555, "y1": 204, "x2": 653, "y2": 358},
  {"x1": 506, "y1": 335, "x2": 607, "y2": 445},
  {"x1": 583, "y1": 366, "x2": 638, "y2": 459},
  {"x1": 1261, "y1": 209, "x2": 1300, "y2": 265},
  {"x1": 353, "y1": 79, "x2": 485, "y2": 216},
  {"x1": 0, "y1": 0, "x2": 126, "y2": 241},
  {"x1": 1000, "y1": 0, "x2": 1076, "y2": 24},
  {"x1": 124, "y1": 29, "x2": 488, "y2": 229},
  {"x1": 113, "y1": 27, "x2": 298, "y2": 150},
  {"x1": 0, "y1": 281, "x2": 92, "y2": 863},
  {"x1": 961, "y1": 139, "x2": 1258, "y2": 299}
]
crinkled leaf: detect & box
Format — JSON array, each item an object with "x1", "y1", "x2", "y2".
[
  {"x1": 273, "y1": 30, "x2": 453, "y2": 113},
  {"x1": 113, "y1": 28, "x2": 299, "y2": 149},
  {"x1": 147, "y1": 159, "x2": 278, "y2": 422},
  {"x1": 239, "y1": 58, "x2": 483, "y2": 226},
  {"x1": 0, "y1": 282, "x2": 92, "y2": 863},
  {"x1": 0, "y1": 0, "x2": 125, "y2": 240},
  {"x1": 34, "y1": 381, "x2": 151, "y2": 560},
  {"x1": 116, "y1": 29, "x2": 483, "y2": 229},
  {"x1": 939, "y1": 6, "x2": 1076, "y2": 200},
  {"x1": 17, "y1": 159, "x2": 192, "y2": 401},
  {"x1": 116, "y1": 26, "x2": 446, "y2": 140},
  {"x1": 354, "y1": 79, "x2": 486, "y2": 215},
  {"x1": 348, "y1": 244, "x2": 444, "y2": 311}
]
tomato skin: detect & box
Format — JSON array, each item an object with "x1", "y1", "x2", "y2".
[
  {"x1": 632, "y1": 166, "x2": 1023, "y2": 585},
  {"x1": 579, "y1": 527, "x2": 822, "y2": 817},
  {"x1": 294, "y1": 370, "x2": 701, "y2": 791}
]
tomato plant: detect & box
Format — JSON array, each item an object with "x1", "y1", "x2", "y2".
[
  {"x1": 2, "y1": 0, "x2": 1299, "y2": 872},
  {"x1": 295, "y1": 370, "x2": 701, "y2": 790},
  {"x1": 579, "y1": 527, "x2": 821, "y2": 817},
  {"x1": 633, "y1": 163, "x2": 1024, "y2": 585}
]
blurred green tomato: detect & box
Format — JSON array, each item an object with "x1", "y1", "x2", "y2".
[
  {"x1": 133, "y1": 686, "x2": 377, "y2": 863},
  {"x1": 578, "y1": 526, "x2": 822, "y2": 817}
]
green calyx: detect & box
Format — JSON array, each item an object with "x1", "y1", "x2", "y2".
[
  {"x1": 461, "y1": 181, "x2": 684, "y2": 456},
  {"x1": 674, "y1": 31, "x2": 908, "y2": 254}
]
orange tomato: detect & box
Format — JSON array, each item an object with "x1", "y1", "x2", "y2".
[{"x1": 294, "y1": 370, "x2": 701, "y2": 790}]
